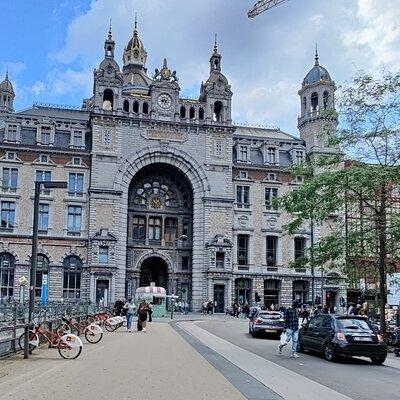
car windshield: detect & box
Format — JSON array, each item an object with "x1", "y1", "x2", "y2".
[{"x1": 337, "y1": 318, "x2": 371, "y2": 331}]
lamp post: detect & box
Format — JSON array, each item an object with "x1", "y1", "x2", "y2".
[
  {"x1": 28, "y1": 181, "x2": 67, "y2": 328},
  {"x1": 171, "y1": 234, "x2": 187, "y2": 320}
]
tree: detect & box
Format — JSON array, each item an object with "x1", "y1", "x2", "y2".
[{"x1": 279, "y1": 71, "x2": 400, "y2": 335}]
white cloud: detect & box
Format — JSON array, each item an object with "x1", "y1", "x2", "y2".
[
  {"x1": 46, "y1": 67, "x2": 92, "y2": 96},
  {"x1": 28, "y1": 81, "x2": 46, "y2": 96},
  {"x1": 0, "y1": 61, "x2": 26, "y2": 78}
]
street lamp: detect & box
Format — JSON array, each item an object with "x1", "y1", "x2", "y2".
[
  {"x1": 171, "y1": 234, "x2": 188, "y2": 320},
  {"x1": 28, "y1": 181, "x2": 68, "y2": 329}
]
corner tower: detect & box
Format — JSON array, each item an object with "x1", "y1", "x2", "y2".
[
  {"x1": 0, "y1": 70, "x2": 15, "y2": 113},
  {"x1": 298, "y1": 47, "x2": 338, "y2": 154},
  {"x1": 200, "y1": 37, "x2": 232, "y2": 124}
]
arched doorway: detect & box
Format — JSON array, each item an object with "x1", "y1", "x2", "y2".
[
  {"x1": 140, "y1": 257, "x2": 168, "y2": 289},
  {"x1": 128, "y1": 163, "x2": 194, "y2": 298}
]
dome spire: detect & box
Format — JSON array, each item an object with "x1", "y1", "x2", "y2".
[
  {"x1": 123, "y1": 14, "x2": 147, "y2": 67},
  {"x1": 108, "y1": 19, "x2": 112, "y2": 40},
  {"x1": 214, "y1": 33, "x2": 218, "y2": 53},
  {"x1": 315, "y1": 43, "x2": 319, "y2": 66}
]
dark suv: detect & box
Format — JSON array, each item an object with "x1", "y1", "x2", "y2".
[{"x1": 299, "y1": 315, "x2": 387, "y2": 364}]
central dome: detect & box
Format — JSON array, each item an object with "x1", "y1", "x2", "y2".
[{"x1": 303, "y1": 64, "x2": 331, "y2": 86}]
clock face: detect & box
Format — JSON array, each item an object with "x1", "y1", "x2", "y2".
[
  {"x1": 151, "y1": 197, "x2": 161, "y2": 209},
  {"x1": 157, "y1": 93, "x2": 172, "y2": 109}
]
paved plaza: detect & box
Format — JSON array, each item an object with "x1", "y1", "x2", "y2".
[{"x1": 0, "y1": 315, "x2": 399, "y2": 400}]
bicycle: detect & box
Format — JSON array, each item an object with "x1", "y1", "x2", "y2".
[
  {"x1": 19, "y1": 322, "x2": 83, "y2": 359},
  {"x1": 55, "y1": 316, "x2": 103, "y2": 344}
]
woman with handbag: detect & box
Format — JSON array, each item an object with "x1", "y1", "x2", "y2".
[{"x1": 137, "y1": 299, "x2": 150, "y2": 333}]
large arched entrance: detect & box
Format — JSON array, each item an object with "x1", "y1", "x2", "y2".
[
  {"x1": 127, "y1": 163, "x2": 193, "y2": 299},
  {"x1": 140, "y1": 256, "x2": 168, "y2": 288}
]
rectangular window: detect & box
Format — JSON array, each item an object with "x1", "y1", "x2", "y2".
[
  {"x1": 5, "y1": 124, "x2": 18, "y2": 141},
  {"x1": 2, "y1": 168, "x2": 18, "y2": 191},
  {"x1": 239, "y1": 145, "x2": 249, "y2": 162},
  {"x1": 215, "y1": 141, "x2": 222, "y2": 157},
  {"x1": 38, "y1": 203, "x2": 49, "y2": 232},
  {"x1": 266, "y1": 236, "x2": 277, "y2": 267},
  {"x1": 36, "y1": 170, "x2": 52, "y2": 195},
  {"x1": 265, "y1": 187, "x2": 278, "y2": 210},
  {"x1": 182, "y1": 220, "x2": 190, "y2": 239},
  {"x1": 236, "y1": 185, "x2": 250, "y2": 208},
  {"x1": 1, "y1": 201, "x2": 15, "y2": 229},
  {"x1": 99, "y1": 246, "x2": 109, "y2": 264},
  {"x1": 132, "y1": 216, "x2": 146, "y2": 240},
  {"x1": 68, "y1": 173, "x2": 84, "y2": 196},
  {"x1": 40, "y1": 126, "x2": 51, "y2": 145},
  {"x1": 72, "y1": 130, "x2": 84, "y2": 147},
  {"x1": 216, "y1": 251, "x2": 225, "y2": 268},
  {"x1": 238, "y1": 171, "x2": 248, "y2": 179},
  {"x1": 267, "y1": 173, "x2": 276, "y2": 181},
  {"x1": 67, "y1": 205, "x2": 82, "y2": 233},
  {"x1": 164, "y1": 218, "x2": 177, "y2": 242},
  {"x1": 72, "y1": 157, "x2": 81, "y2": 166},
  {"x1": 237, "y1": 234, "x2": 249, "y2": 266},
  {"x1": 267, "y1": 147, "x2": 276, "y2": 164},
  {"x1": 182, "y1": 256, "x2": 190, "y2": 270},
  {"x1": 294, "y1": 237, "x2": 306, "y2": 260},
  {"x1": 148, "y1": 217, "x2": 162, "y2": 241},
  {"x1": 295, "y1": 151, "x2": 304, "y2": 164},
  {"x1": 6, "y1": 152, "x2": 15, "y2": 160}
]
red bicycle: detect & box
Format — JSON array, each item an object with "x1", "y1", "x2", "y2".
[
  {"x1": 19, "y1": 323, "x2": 83, "y2": 359},
  {"x1": 55, "y1": 316, "x2": 103, "y2": 343}
]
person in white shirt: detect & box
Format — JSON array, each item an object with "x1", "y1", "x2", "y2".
[{"x1": 124, "y1": 298, "x2": 136, "y2": 332}]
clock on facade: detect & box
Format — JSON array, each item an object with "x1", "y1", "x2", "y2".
[{"x1": 157, "y1": 93, "x2": 172, "y2": 109}]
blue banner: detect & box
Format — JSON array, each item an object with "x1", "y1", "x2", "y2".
[{"x1": 41, "y1": 274, "x2": 48, "y2": 305}]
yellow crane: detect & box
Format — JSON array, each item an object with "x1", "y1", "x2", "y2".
[{"x1": 248, "y1": 0, "x2": 291, "y2": 18}]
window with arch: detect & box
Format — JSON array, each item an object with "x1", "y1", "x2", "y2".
[
  {"x1": 311, "y1": 92, "x2": 318, "y2": 112},
  {"x1": 102, "y1": 89, "x2": 114, "y2": 111},
  {"x1": 123, "y1": 100, "x2": 130, "y2": 112},
  {"x1": 189, "y1": 106, "x2": 195, "y2": 119},
  {"x1": 34, "y1": 254, "x2": 50, "y2": 297},
  {"x1": 142, "y1": 102, "x2": 149, "y2": 115},
  {"x1": 323, "y1": 91, "x2": 329, "y2": 110},
  {"x1": 199, "y1": 107, "x2": 204, "y2": 120},
  {"x1": 106, "y1": 46, "x2": 112, "y2": 57},
  {"x1": 180, "y1": 106, "x2": 186, "y2": 118},
  {"x1": 0, "y1": 253, "x2": 15, "y2": 298},
  {"x1": 63, "y1": 256, "x2": 82, "y2": 299},
  {"x1": 213, "y1": 101, "x2": 223, "y2": 122},
  {"x1": 133, "y1": 101, "x2": 139, "y2": 113}
]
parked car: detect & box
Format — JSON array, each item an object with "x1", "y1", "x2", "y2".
[
  {"x1": 298, "y1": 315, "x2": 387, "y2": 364},
  {"x1": 248, "y1": 310, "x2": 284, "y2": 338}
]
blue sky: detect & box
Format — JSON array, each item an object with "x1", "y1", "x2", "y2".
[{"x1": 2, "y1": 0, "x2": 400, "y2": 135}]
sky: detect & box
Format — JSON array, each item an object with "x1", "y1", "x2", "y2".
[{"x1": 1, "y1": 0, "x2": 400, "y2": 135}]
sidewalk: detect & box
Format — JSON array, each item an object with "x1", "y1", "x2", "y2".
[{"x1": 0, "y1": 323, "x2": 245, "y2": 400}]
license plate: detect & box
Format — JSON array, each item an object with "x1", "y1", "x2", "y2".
[
  {"x1": 265, "y1": 329, "x2": 277, "y2": 333},
  {"x1": 353, "y1": 337, "x2": 372, "y2": 342}
]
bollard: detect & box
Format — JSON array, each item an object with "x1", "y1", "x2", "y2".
[{"x1": 23, "y1": 325, "x2": 29, "y2": 359}]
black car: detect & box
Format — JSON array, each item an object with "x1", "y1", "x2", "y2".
[
  {"x1": 249, "y1": 311, "x2": 284, "y2": 338},
  {"x1": 299, "y1": 315, "x2": 387, "y2": 364}
]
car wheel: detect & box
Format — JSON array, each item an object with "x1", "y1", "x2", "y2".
[
  {"x1": 370, "y1": 355, "x2": 386, "y2": 365},
  {"x1": 252, "y1": 330, "x2": 258, "y2": 338},
  {"x1": 297, "y1": 339, "x2": 305, "y2": 353},
  {"x1": 394, "y1": 349, "x2": 400, "y2": 358},
  {"x1": 323, "y1": 344, "x2": 337, "y2": 362},
  {"x1": 249, "y1": 325, "x2": 252, "y2": 334}
]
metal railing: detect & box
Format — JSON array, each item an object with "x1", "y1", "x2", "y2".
[{"x1": 0, "y1": 302, "x2": 106, "y2": 358}]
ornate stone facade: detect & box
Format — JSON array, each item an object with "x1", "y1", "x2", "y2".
[{"x1": 0, "y1": 24, "x2": 346, "y2": 311}]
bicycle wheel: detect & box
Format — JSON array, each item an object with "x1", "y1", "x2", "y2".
[
  {"x1": 104, "y1": 321, "x2": 116, "y2": 332},
  {"x1": 55, "y1": 323, "x2": 71, "y2": 336},
  {"x1": 19, "y1": 330, "x2": 39, "y2": 351},
  {"x1": 84, "y1": 326, "x2": 103, "y2": 344},
  {"x1": 57, "y1": 341, "x2": 82, "y2": 359}
]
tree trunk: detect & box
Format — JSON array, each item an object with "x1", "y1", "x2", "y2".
[{"x1": 378, "y1": 188, "x2": 387, "y2": 336}]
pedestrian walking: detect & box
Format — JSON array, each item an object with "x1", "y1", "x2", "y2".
[
  {"x1": 232, "y1": 301, "x2": 239, "y2": 318},
  {"x1": 114, "y1": 298, "x2": 125, "y2": 316},
  {"x1": 137, "y1": 299, "x2": 150, "y2": 333},
  {"x1": 301, "y1": 308, "x2": 310, "y2": 324},
  {"x1": 203, "y1": 301, "x2": 208, "y2": 314},
  {"x1": 278, "y1": 301, "x2": 300, "y2": 358},
  {"x1": 124, "y1": 298, "x2": 136, "y2": 332},
  {"x1": 148, "y1": 302, "x2": 153, "y2": 322}
]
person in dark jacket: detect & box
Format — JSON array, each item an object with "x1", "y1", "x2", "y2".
[{"x1": 278, "y1": 301, "x2": 300, "y2": 358}]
